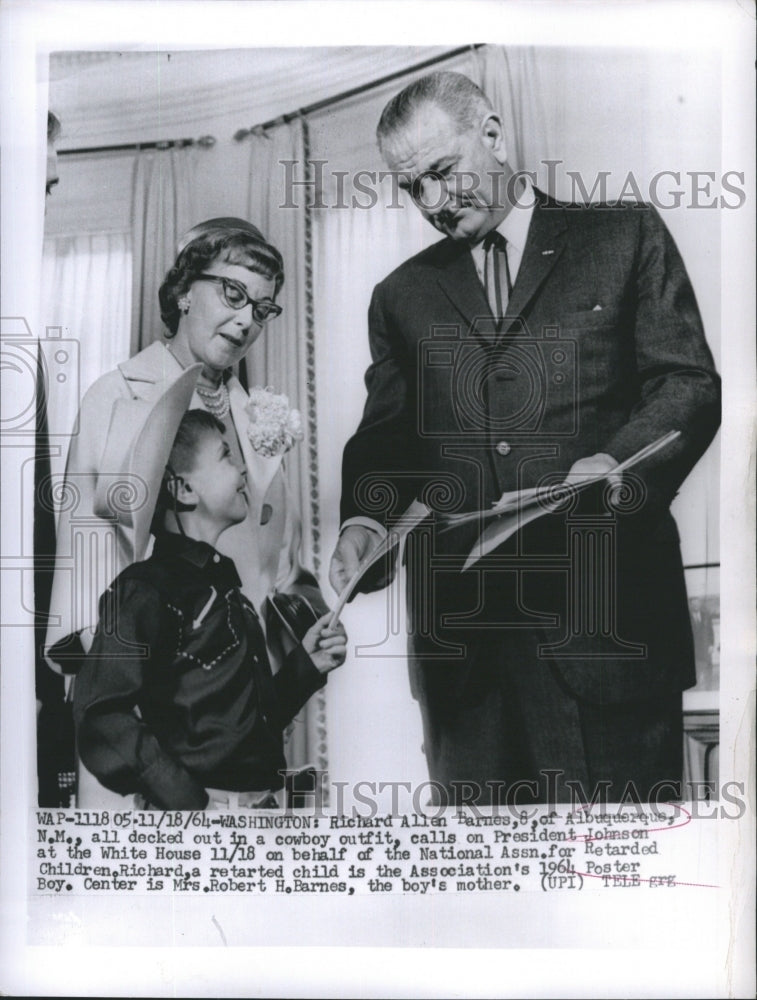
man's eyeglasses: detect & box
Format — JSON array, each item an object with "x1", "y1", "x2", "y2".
[{"x1": 196, "y1": 274, "x2": 282, "y2": 324}]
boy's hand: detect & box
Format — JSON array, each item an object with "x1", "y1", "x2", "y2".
[{"x1": 303, "y1": 613, "x2": 348, "y2": 674}]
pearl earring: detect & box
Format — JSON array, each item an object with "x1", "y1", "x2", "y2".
[{"x1": 178, "y1": 296, "x2": 190, "y2": 314}]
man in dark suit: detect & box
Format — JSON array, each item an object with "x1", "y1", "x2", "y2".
[{"x1": 329, "y1": 72, "x2": 720, "y2": 805}]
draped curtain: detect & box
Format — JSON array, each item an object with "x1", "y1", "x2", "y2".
[
  {"x1": 245, "y1": 119, "x2": 326, "y2": 779},
  {"x1": 130, "y1": 147, "x2": 197, "y2": 354},
  {"x1": 39, "y1": 147, "x2": 197, "y2": 512},
  {"x1": 40, "y1": 231, "x2": 133, "y2": 487},
  {"x1": 37, "y1": 228, "x2": 132, "y2": 804},
  {"x1": 471, "y1": 46, "x2": 553, "y2": 181},
  {"x1": 246, "y1": 119, "x2": 311, "y2": 540}
]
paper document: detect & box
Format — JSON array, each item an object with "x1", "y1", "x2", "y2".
[{"x1": 463, "y1": 430, "x2": 681, "y2": 570}]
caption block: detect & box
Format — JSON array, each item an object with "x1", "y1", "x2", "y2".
[{"x1": 32, "y1": 803, "x2": 719, "y2": 896}]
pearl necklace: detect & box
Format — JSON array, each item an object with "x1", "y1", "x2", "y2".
[
  {"x1": 195, "y1": 381, "x2": 230, "y2": 418},
  {"x1": 165, "y1": 343, "x2": 230, "y2": 418}
]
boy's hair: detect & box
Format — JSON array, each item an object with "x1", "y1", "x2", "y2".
[{"x1": 154, "y1": 409, "x2": 225, "y2": 520}]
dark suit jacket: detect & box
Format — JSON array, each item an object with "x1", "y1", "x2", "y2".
[{"x1": 341, "y1": 191, "x2": 721, "y2": 707}]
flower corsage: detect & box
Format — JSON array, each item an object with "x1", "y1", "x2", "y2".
[{"x1": 245, "y1": 386, "x2": 304, "y2": 457}]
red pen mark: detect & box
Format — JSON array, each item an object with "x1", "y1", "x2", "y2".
[
  {"x1": 566, "y1": 804, "x2": 718, "y2": 889},
  {"x1": 568, "y1": 802, "x2": 693, "y2": 843},
  {"x1": 575, "y1": 869, "x2": 719, "y2": 889}
]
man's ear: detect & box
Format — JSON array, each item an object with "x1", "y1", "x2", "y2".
[{"x1": 481, "y1": 112, "x2": 508, "y2": 166}]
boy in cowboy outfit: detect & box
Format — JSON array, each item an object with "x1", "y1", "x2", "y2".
[{"x1": 74, "y1": 373, "x2": 345, "y2": 810}]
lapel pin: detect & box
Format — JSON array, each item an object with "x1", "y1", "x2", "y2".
[{"x1": 541, "y1": 249, "x2": 554, "y2": 256}]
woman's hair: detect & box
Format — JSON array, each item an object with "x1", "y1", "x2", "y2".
[{"x1": 158, "y1": 227, "x2": 285, "y2": 336}]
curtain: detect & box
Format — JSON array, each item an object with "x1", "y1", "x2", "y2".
[
  {"x1": 246, "y1": 119, "x2": 311, "y2": 534},
  {"x1": 471, "y1": 46, "x2": 553, "y2": 182},
  {"x1": 37, "y1": 229, "x2": 132, "y2": 805},
  {"x1": 130, "y1": 147, "x2": 196, "y2": 354},
  {"x1": 312, "y1": 201, "x2": 439, "y2": 793},
  {"x1": 245, "y1": 119, "x2": 327, "y2": 781},
  {"x1": 41, "y1": 231, "x2": 132, "y2": 488}
]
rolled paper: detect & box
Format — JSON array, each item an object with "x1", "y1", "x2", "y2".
[{"x1": 329, "y1": 499, "x2": 430, "y2": 628}]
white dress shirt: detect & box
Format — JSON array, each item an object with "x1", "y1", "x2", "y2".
[{"x1": 469, "y1": 176, "x2": 535, "y2": 290}]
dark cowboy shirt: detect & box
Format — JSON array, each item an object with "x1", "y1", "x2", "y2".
[{"x1": 73, "y1": 532, "x2": 325, "y2": 809}]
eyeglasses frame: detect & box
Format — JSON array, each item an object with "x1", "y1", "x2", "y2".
[{"x1": 194, "y1": 272, "x2": 282, "y2": 324}]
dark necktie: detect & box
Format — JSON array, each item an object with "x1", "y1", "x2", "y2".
[{"x1": 482, "y1": 230, "x2": 513, "y2": 321}]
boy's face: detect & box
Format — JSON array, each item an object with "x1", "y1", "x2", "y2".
[{"x1": 183, "y1": 429, "x2": 248, "y2": 527}]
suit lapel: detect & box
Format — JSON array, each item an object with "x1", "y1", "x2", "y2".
[
  {"x1": 501, "y1": 196, "x2": 568, "y2": 338},
  {"x1": 433, "y1": 192, "x2": 569, "y2": 346},
  {"x1": 435, "y1": 242, "x2": 499, "y2": 345}
]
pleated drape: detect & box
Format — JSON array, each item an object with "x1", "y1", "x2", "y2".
[
  {"x1": 246, "y1": 119, "x2": 328, "y2": 786},
  {"x1": 130, "y1": 148, "x2": 196, "y2": 354}
]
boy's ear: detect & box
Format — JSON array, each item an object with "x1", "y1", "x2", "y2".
[{"x1": 165, "y1": 471, "x2": 197, "y2": 509}]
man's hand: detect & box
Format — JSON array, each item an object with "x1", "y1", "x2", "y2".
[
  {"x1": 329, "y1": 524, "x2": 384, "y2": 596},
  {"x1": 566, "y1": 452, "x2": 621, "y2": 491}
]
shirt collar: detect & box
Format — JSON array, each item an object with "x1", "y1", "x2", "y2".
[
  {"x1": 152, "y1": 530, "x2": 242, "y2": 588},
  {"x1": 496, "y1": 175, "x2": 534, "y2": 255},
  {"x1": 469, "y1": 175, "x2": 535, "y2": 259}
]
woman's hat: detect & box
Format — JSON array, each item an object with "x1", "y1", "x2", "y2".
[
  {"x1": 176, "y1": 217, "x2": 267, "y2": 255},
  {"x1": 93, "y1": 364, "x2": 202, "y2": 562}
]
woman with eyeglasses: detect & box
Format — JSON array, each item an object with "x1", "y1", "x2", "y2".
[
  {"x1": 46, "y1": 218, "x2": 328, "y2": 806},
  {"x1": 156, "y1": 218, "x2": 312, "y2": 611}
]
